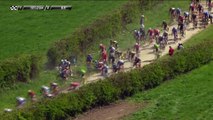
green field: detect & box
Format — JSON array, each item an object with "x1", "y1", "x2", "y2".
[
  {"x1": 0, "y1": 0, "x2": 126, "y2": 59},
  {"x1": 125, "y1": 61, "x2": 213, "y2": 120},
  {"x1": 0, "y1": 0, "x2": 191, "y2": 111}
]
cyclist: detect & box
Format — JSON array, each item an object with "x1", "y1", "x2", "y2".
[
  {"x1": 86, "y1": 54, "x2": 93, "y2": 70},
  {"x1": 153, "y1": 28, "x2": 160, "y2": 40},
  {"x1": 140, "y1": 24, "x2": 146, "y2": 42},
  {"x1": 101, "y1": 50, "x2": 107, "y2": 64},
  {"x1": 178, "y1": 43, "x2": 184, "y2": 50},
  {"x1": 140, "y1": 15, "x2": 145, "y2": 26},
  {"x1": 134, "y1": 30, "x2": 140, "y2": 41},
  {"x1": 203, "y1": 11, "x2": 209, "y2": 22},
  {"x1": 197, "y1": 3, "x2": 204, "y2": 14},
  {"x1": 101, "y1": 64, "x2": 109, "y2": 77},
  {"x1": 184, "y1": 11, "x2": 190, "y2": 23},
  {"x1": 127, "y1": 48, "x2": 135, "y2": 61},
  {"x1": 203, "y1": 11, "x2": 209, "y2": 27},
  {"x1": 112, "y1": 63, "x2": 118, "y2": 73},
  {"x1": 169, "y1": 7, "x2": 176, "y2": 20},
  {"x1": 41, "y1": 85, "x2": 52, "y2": 98},
  {"x1": 192, "y1": 12, "x2": 198, "y2": 28},
  {"x1": 117, "y1": 59, "x2": 125, "y2": 72},
  {"x1": 28, "y1": 90, "x2": 36, "y2": 102},
  {"x1": 178, "y1": 15, "x2": 184, "y2": 24},
  {"x1": 162, "y1": 20, "x2": 168, "y2": 31},
  {"x1": 50, "y1": 82, "x2": 59, "y2": 96},
  {"x1": 133, "y1": 57, "x2": 141, "y2": 68},
  {"x1": 169, "y1": 46, "x2": 174, "y2": 56},
  {"x1": 209, "y1": 14, "x2": 213, "y2": 24},
  {"x1": 178, "y1": 22, "x2": 185, "y2": 37},
  {"x1": 16, "y1": 97, "x2": 26, "y2": 107},
  {"x1": 162, "y1": 31, "x2": 168, "y2": 44},
  {"x1": 189, "y1": 3, "x2": 195, "y2": 14},
  {"x1": 134, "y1": 42, "x2": 140, "y2": 55},
  {"x1": 172, "y1": 27, "x2": 178, "y2": 42},
  {"x1": 154, "y1": 43, "x2": 160, "y2": 52},
  {"x1": 99, "y1": 44, "x2": 106, "y2": 52},
  {"x1": 147, "y1": 28, "x2": 154, "y2": 43},
  {"x1": 176, "y1": 8, "x2": 181, "y2": 18}
]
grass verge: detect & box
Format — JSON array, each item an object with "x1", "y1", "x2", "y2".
[{"x1": 125, "y1": 61, "x2": 213, "y2": 120}]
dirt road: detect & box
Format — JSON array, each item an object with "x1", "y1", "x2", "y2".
[
  {"x1": 73, "y1": 101, "x2": 146, "y2": 120},
  {"x1": 85, "y1": 10, "x2": 209, "y2": 84}
]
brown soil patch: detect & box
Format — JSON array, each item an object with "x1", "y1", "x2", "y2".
[{"x1": 73, "y1": 101, "x2": 147, "y2": 120}]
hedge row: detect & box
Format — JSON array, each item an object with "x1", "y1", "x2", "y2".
[
  {"x1": 47, "y1": 0, "x2": 159, "y2": 67},
  {"x1": 0, "y1": 54, "x2": 42, "y2": 90},
  {"x1": 2, "y1": 40, "x2": 213, "y2": 120},
  {"x1": 0, "y1": 0, "x2": 157, "y2": 89}
]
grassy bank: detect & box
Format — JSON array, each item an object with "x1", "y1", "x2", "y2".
[
  {"x1": 0, "y1": 0, "x2": 126, "y2": 59},
  {"x1": 125, "y1": 61, "x2": 213, "y2": 120},
  {"x1": 0, "y1": 0, "x2": 191, "y2": 111}
]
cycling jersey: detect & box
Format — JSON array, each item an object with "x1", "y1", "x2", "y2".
[
  {"x1": 163, "y1": 32, "x2": 168, "y2": 37},
  {"x1": 192, "y1": 13, "x2": 197, "y2": 20},
  {"x1": 158, "y1": 36, "x2": 163, "y2": 42},
  {"x1": 190, "y1": 4, "x2": 195, "y2": 11},
  {"x1": 176, "y1": 8, "x2": 181, "y2": 14},
  {"x1": 117, "y1": 60, "x2": 124, "y2": 66},
  {"x1": 134, "y1": 58, "x2": 141, "y2": 66},
  {"x1": 169, "y1": 47, "x2": 174, "y2": 56},
  {"x1": 17, "y1": 97, "x2": 26, "y2": 105},
  {"x1": 154, "y1": 44, "x2": 159, "y2": 49},
  {"x1": 204, "y1": 11, "x2": 209, "y2": 17},
  {"x1": 148, "y1": 29, "x2": 154, "y2": 36},
  {"x1": 102, "y1": 50, "x2": 107, "y2": 60},
  {"x1": 154, "y1": 29, "x2": 160, "y2": 36},
  {"x1": 179, "y1": 15, "x2": 184, "y2": 22},
  {"x1": 172, "y1": 28, "x2": 177, "y2": 34},
  {"x1": 100, "y1": 45, "x2": 106, "y2": 52},
  {"x1": 86, "y1": 55, "x2": 93, "y2": 62},
  {"x1": 109, "y1": 46, "x2": 115, "y2": 53}
]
